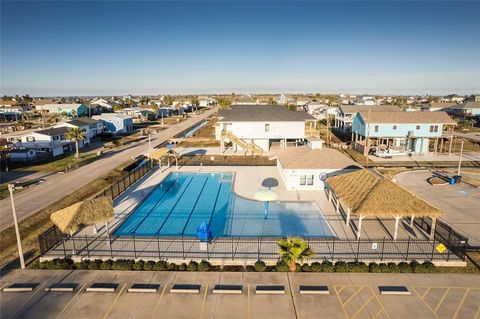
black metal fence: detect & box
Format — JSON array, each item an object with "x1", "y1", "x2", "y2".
[
  {"x1": 44, "y1": 234, "x2": 465, "y2": 263},
  {"x1": 38, "y1": 225, "x2": 64, "y2": 255},
  {"x1": 98, "y1": 160, "x2": 154, "y2": 200},
  {"x1": 414, "y1": 217, "x2": 469, "y2": 260}
]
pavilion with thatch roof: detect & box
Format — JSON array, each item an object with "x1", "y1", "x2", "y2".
[
  {"x1": 146, "y1": 147, "x2": 181, "y2": 169},
  {"x1": 326, "y1": 169, "x2": 443, "y2": 240},
  {"x1": 50, "y1": 197, "x2": 114, "y2": 236}
]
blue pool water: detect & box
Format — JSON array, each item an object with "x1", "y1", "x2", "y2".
[{"x1": 114, "y1": 172, "x2": 336, "y2": 238}]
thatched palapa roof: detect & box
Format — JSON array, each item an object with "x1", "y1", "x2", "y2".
[
  {"x1": 147, "y1": 148, "x2": 180, "y2": 161},
  {"x1": 50, "y1": 197, "x2": 114, "y2": 234},
  {"x1": 326, "y1": 169, "x2": 443, "y2": 218}
]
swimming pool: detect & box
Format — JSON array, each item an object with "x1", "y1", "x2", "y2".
[{"x1": 114, "y1": 172, "x2": 336, "y2": 238}]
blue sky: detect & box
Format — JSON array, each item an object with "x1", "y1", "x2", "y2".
[{"x1": 1, "y1": 1, "x2": 479, "y2": 96}]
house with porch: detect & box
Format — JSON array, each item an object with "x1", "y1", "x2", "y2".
[
  {"x1": 351, "y1": 111, "x2": 456, "y2": 156},
  {"x1": 92, "y1": 113, "x2": 134, "y2": 133},
  {"x1": 15, "y1": 127, "x2": 75, "y2": 157},
  {"x1": 334, "y1": 105, "x2": 399, "y2": 132},
  {"x1": 215, "y1": 105, "x2": 316, "y2": 154},
  {"x1": 442, "y1": 101, "x2": 480, "y2": 117},
  {"x1": 54, "y1": 118, "x2": 103, "y2": 144}
]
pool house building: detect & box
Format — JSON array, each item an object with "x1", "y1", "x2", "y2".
[{"x1": 351, "y1": 111, "x2": 456, "y2": 156}]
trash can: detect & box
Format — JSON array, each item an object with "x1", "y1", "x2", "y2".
[
  {"x1": 453, "y1": 175, "x2": 462, "y2": 184},
  {"x1": 196, "y1": 222, "x2": 212, "y2": 242},
  {"x1": 449, "y1": 177, "x2": 456, "y2": 185}
]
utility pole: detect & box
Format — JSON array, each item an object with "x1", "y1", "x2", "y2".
[
  {"x1": 148, "y1": 133, "x2": 152, "y2": 153},
  {"x1": 365, "y1": 108, "x2": 371, "y2": 169},
  {"x1": 457, "y1": 139, "x2": 464, "y2": 176},
  {"x1": 8, "y1": 184, "x2": 25, "y2": 269}
]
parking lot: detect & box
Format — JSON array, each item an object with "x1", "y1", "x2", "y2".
[{"x1": 1, "y1": 270, "x2": 479, "y2": 319}]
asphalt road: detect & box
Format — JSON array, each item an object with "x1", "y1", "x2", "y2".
[{"x1": 0, "y1": 108, "x2": 217, "y2": 231}]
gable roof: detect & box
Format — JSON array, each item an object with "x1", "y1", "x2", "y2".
[
  {"x1": 358, "y1": 111, "x2": 456, "y2": 124},
  {"x1": 274, "y1": 145, "x2": 359, "y2": 169},
  {"x1": 443, "y1": 101, "x2": 480, "y2": 110},
  {"x1": 326, "y1": 169, "x2": 443, "y2": 218},
  {"x1": 219, "y1": 105, "x2": 315, "y2": 122},
  {"x1": 34, "y1": 127, "x2": 70, "y2": 136},
  {"x1": 65, "y1": 118, "x2": 100, "y2": 126},
  {"x1": 39, "y1": 103, "x2": 84, "y2": 110},
  {"x1": 339, "y1": 105, "x2": 400, "y2": 114}
]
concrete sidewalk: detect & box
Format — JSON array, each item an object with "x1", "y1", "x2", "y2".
[
  {"x1": 1, "y1": 269, "x2": 479, "y2": 319},
  {"x1": 0, "y1": 108, "x2": 217, "y2": 231}
]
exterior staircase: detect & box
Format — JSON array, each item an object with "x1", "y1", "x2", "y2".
[{"x1": 221, "y1": 131, "x2": 263, "y2": 155}]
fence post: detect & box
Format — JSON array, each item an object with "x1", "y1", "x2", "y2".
[
  {"x1": 133, "y1": 236, "x2": 137, "y2": 259},
  {"x1": 62, "y1": 238, "x2": 67, "y2": 258},
  {"x1": 231, "y1": 237, "x2": 234, "y2": 261},
  {"x1": 257, "y1": 237, "x2": 260, "y2": 261},
  {"x1": 109, "y1": 235, "x2": 113, "y2": 259},
  {"x1": 182, "y1": 236, "x2": 185, "y2": 259},
  {"x1": 405, "y1": 237, "x2": 410, "y2": 261},
  {"x1": 72, "y1": 236, "x2": 76, "y2": 256},
  {"x1": 157, "y1": 236, "x2": 161, "y2": 260},
  {"x1": 356, "y1": 239, "x2": 360, "y2": 261},
  {"x1": 381, "y1": 237, "x2": 385, "y2": 261},
  {"x1": 446, "y1": 230, "x2": 452, "y2": 262},
  {"x1": 85, "y1": 235, "x2": 90, "y2": 258},
  {"x1": 431, "y1": 239, "x2": 435, "y2": 260},
  {"x1": 331, "y1": 238, "x2": 335, "y2": 261}
]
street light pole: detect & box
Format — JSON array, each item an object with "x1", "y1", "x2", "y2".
[
  {"x1": 148, "y1": 133, "x2": 152, "y2": 153},
  {"x1": 8, "y1": 184, "x2": 25, "y2": 269},
  {"x1": 457, "y1": 139, "x2": 464, "y2": 176}
]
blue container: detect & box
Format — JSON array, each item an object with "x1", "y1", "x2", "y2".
[
  {"x1": 196, "y1": 222, "x2": 212, "y2": 242},
  {"x1": 449, "y1": 177, "x2": 456, "y2": 185}
]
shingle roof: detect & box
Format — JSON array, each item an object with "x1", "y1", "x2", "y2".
[
  {"x1": 274, "y1": 146, "x2": 359, "y2": 169},
  {"x1": 0, "y1": 100, "x2": 17, "y2": 106},
  {"x1": 35, "y1": 127, "x2": 70, "y2": 136},
  {"x1": 358, "y1": 111, "x2": 456, "y2": 124},
  {"x1": 443, "y1": 101, "x2": 480, "y2": 110},
  {"x1": 219, "y1": 105, "x2": 315, "y2": 122},
  {"x1": 339, "y1": 105, "x2": 400, "y2": 114},
  {"x1": 66, "y1": 118, "x2": 100, "y2": 126}
]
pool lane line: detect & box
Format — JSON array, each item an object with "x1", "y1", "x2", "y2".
[
  {"x1": 179, "y1": 176, "x2": 210, "y2": 235},
  {"x1": 127, "y1": 176, "x2": 179, "y2": 235},
  {"x1": 199, "y1": 284, "x2": 209, "y2": 319},
  {"x1": 153, "y1": 176, "x2": 195, "y2": 234},
  {"x1": 55, "y1": 282, "x2": 88, "y2": 319},
  {"x1": 102, "y1": 283, "x2": 126, "y2": 319},
  {"x1": 202, "y1": 178, "x2": 224, "y2": 234},
  {"x1": 150, "y1": 284, "x2": 168, "y2": 319}
]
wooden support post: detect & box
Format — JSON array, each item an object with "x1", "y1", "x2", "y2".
[
  {"x1": 434, "y1": 138, "x2": 438, "y2": 156},
  {"x1": 410, "y1": 215, "x2": 415, "y2": 227},
  {"x1": 346, "y1": 207, "x2": 351, "y2": 225},
  {"x1": 328, "y1": 188, "x2": 333, "y2": 202},
  {"x1": 357, "y1": 216, "x2": 364, "y2": 240},
  {"x1": 448, "y1": 136, "x2": 453, "y2": 155},
  {"x1": 393, "y1": 216, "x2": 400, "y2": 241},
  {"x1": 439, "y1": 138, "x2": 444, "y2": 153},
  {"x1": 335, "y1": 197, "x2": 340, "y2": 214},
  {"x1": 430, "y1": 217, "x2": 437, "y2": 240}
]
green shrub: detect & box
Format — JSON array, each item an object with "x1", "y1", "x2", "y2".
[
  {"x1": 187, "y1": 261, "x2": 199, "y2": 271},
  {"x1": 254, "y1": 260, "x2": 267, "y2": 272},
  {"x1": 88, "y1": 259, "x2": 102, "y2": 270},
  {"x1": 378, "y1": 263, "x2": 391, "y2": 273},
  {"x1": 198, "y1": 260, "x2": 211, "y2": 272},
  {"x1": 177, "y1": 263, "x2": 187, "y2": 271},
  {"x1": 133, "y1": 260, "x2": 145, "y2": 271},
  {"x1": 275, "y1": 261, "x2": 289, "y2": 272},
  {"x1": 153, "y1": 261, "x2": 167, "y2": 271},
  {"x1": 45, "y1": 258, "x2": 74, "y2": 270},
  {"x1": 100, "y1": 259, "x2": 113, "y2": 270},
  {"x1": 348, "y1": 262, "x2": 368, "y2": 272},
  {"x1": 387, "y1": 262, "x2": 399, "y2": 273},
  {"x1": 144, "y1": 261, "x2": 156, "y2": 271},
  {"x1": 311, "y1": 262, "x2": 323, "y2": 272},
  {"x1": 223, "y1": 265, "x2": 245, "y2": 272},
  {"x1": 167, "y1": 263, "x2": 176, "y2": 271},
  {"x1": 397, "y1": 262, "x2": 412, "y2": 273},
  {"x1": 334, "y1": 261, "x2": 349, "y2": 272},
  {"x1": 322, "y1": 261, "x2": 334, "y2": 272},
  {"x1": 112, "y1": 259, "x2": 134, "y2": 270},
  {"x1": 77, "y1": 260, "x2": 90, "y2": 270},
  {"x1": 301, "y1": 264, "x2": 312, "y2": 272},
  {"x1": 369, "y1": 262, "x2": 380, "y2": 273},
  {"x1": 415, "y1": 261, "x2": 435, "y2": 273}
]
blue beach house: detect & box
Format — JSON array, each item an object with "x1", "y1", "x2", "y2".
[
  {"x1": 351, "y1": 111, "x2": 456, "y2": 156},
  {"x1": 92, "y1": 113, "x2": 134, "y2": 133}
]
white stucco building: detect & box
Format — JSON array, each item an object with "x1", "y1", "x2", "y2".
[{"x1": 215, "y1": 105, "x2": 316, "y2": 153}]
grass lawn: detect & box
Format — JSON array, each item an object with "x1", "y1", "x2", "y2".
[
  {"x1": 0, "y1": 161, "x2": 132, "y2": 269},
  {"x1": 12, "y1": 153, "x2": 99, "y2": 173}
]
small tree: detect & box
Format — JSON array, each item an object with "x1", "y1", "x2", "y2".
[
  {"x1": 66, "y1": 127, "x2": 86, "y2": 159},
  {"x1": 277, "y1": 237, "x2": 314, "y2": 272},
  {"x1": 218, "y1": 98, "x2": 232, "y2": 110}
]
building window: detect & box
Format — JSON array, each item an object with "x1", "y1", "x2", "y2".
[
  {"x1": 53, "y1": 135, "x2": 59, "y2": 141},
  {"x1": 393, "y1": 125, "x2": 397, "y2": 130},
  {"x1": 374, "y1": 125, "x2": 379, "y2": 132},
  {"x1": 26, "y1": 136, "x2": 35, "y2": 142},
  {"x1": 416, "y1": 125, "x2": 420, "y2": 130},
  {"x1": 264, "y1": 123, "x2": 270, "y2": 132},
  {"x1": 429, "y1": 125, "x2": 438, "y2": 133},
  {"x1": 300, "y1": 175, "x2": 314, "y2": 186}
]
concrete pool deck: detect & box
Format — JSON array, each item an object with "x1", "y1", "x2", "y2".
[{"x1": 2, "y1": 269, "x2": 479, "y2": 319}]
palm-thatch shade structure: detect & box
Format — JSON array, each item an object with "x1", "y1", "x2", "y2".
[
  {"x1": 50, "y1": 197, "x2": 114, "y2": 235},
  {"x1": 326, "y1": 169, "x2": 443, "y2": 240},
  {"x1": 146, "y1": 147, "x2": 180, "y2": 168}
]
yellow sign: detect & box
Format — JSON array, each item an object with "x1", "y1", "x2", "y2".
[{"x1": 436, "y1": 243, "x2": 447, "y2": 253}]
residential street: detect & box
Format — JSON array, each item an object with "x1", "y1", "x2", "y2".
[{"x1": 0, "y1": 108, "x2": 217, "y2": 231}]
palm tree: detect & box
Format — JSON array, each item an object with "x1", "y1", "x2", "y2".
[
  {"x1": 191, "y1": 96, "x2": 199, "y2": 111},
  {"x1": 218, "y1": 98, "x2": 232, "y2": 110},
  {"x1": 277, "y1": 237, "x2": 314, "y2": 272},
  {"x1": 66, "y1": 128, "x2": 86, "y2": 159}
]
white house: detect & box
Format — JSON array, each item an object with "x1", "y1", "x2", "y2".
[
  {"x1": 274, "y1": 144, "x2": 359, "y2": 190},
  {"x1": 16, "y1": 127, "x2": 74, "y2": 157},
  {"x1": 215, "y1": 104, "x2": 315, "y2": 153},
  {"x1": 115, "y1": 107, "x2": 155, "y2": 122},
  {"x1": 296, "y1": 97, "x2": 312, "y2": 106},
  {"x1": 54, "y1": 118, "x2": 103, "y2": 144},
  {"x1": 92, "y1": 114, "x2": 134, "y2": 133},
  {"x1": 198, "y1": 97, "x2": 217, "y2": 107}
]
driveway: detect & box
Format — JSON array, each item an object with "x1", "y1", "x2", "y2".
[
  {"x1": 0, "y1": 108, "x2": 217, "y2": 231},
  {"x1": 395, "y1": 170, "x2": 480, "y2": 246}
]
